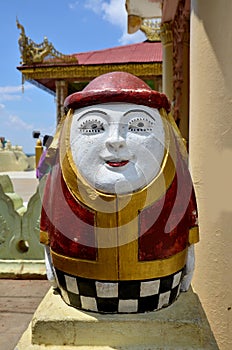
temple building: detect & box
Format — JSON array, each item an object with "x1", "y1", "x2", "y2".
[{"x1": 16, "y1": 19, "x2": 162, "y2": 124}]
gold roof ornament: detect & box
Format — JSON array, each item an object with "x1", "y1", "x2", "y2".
[
  {"x1": 126, "y1": 0, "x2": 162, "y2": 35},
  {"x1": 140, "y1": 18, "x2": 161, "y2": 42},
  {"x1": 16, "y1": 19, "x2": 77, "y2": 65}
]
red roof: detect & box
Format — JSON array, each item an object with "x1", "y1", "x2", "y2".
[
  {"x1": 72, "y1": 41, "x2": 162, "y2": 65},
  {"x1": 17, "y1": 41, "x2": 162, "y2": 95}
]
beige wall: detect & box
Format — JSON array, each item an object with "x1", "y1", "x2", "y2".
[{"x1": 190, "y1": 1, "x2": 232, "y2": 349}]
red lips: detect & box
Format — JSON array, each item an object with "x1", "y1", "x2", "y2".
[{"x1": 106, "y1": 160, "x2": 129, "y2": 167}]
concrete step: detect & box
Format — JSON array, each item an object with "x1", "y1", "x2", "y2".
[{"x1": 16, "y1": 287, "x2": 219, "y2": 350}]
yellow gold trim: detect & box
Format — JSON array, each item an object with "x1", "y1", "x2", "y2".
[
  {"x1": 40, "y1": 230, "x2": 49, "y2": 245},
  {"x1": 51, "y1": 249, "x2": 118, "y2": 280},
  {"x1": 94, "y1": 210, "x2": 118, "y2": 279},
  {"x1": 119, "y1": 247, "x2": 187, "y2": 280},
  {"x1": 51, "y1": 248, "x2": 187, "y2": 281},
  {"x1": 35, "y1": 139, "x2": 43, "y2": 168},
  {"x1": 18, "y1": 63, "x2": 162, "y2": 81},
  {"x1": 164, "y1": 110, "x2": 188, "y2": 161},
  {"x1": 189, "y1": 226, "x2": 199, "y2": 245}
]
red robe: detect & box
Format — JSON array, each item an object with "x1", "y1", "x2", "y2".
[{"x1": 40, "y1": 146, "x2": 198, "y2": 267}]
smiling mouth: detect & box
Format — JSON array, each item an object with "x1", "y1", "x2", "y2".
[{"x1": 106, "y1": 160, "x2": 129, "y2": 167}]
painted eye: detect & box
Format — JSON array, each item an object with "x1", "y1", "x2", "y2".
[
  {"x1": 79, "y1": 119, "x2": 105, "y2": 134},
  {"x1": 128, "y1": 117, "x2": 154, "y2": 133}
]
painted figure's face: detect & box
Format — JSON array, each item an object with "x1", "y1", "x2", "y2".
[{"x1": 70, "y1": 103, "x2": 165, "y2": 194}]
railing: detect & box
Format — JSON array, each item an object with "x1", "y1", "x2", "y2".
[{"x1": 0, "y1": 175, "x2": 46, "y2": 278}]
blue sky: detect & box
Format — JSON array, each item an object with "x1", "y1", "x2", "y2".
[{"x1": 0, "y1": 0, "x2": 145, "y2": 154}]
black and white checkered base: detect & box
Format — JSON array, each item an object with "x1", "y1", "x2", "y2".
[{"x1": 54, "y1": 268, "x2": 184, "y2": 313}]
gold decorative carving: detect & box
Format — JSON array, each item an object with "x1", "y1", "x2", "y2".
[
  {"x1": 19, "y1": 63, "x2": 162, "y2": 82},
  {"x1": 172, "y1": 0, "x2": 190, "y2": 124},
  {"x1": 140, "y1": 18, "x2": 161, "y2": 41},
  {"x1": 16, "y1": 19, "x2": 77, "y2": 65},
  {"x1": 127, "y1": 15, "x2": 143, "y2": 34},
  {"x1": 160, "y1": 22, "x2": 173, "y2": 46}
]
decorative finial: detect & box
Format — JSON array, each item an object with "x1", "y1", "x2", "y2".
[
  {"x1": 16, "y1": 19, "x2": 78, "y2": 65},
  {"x1": 140, "y1": 18, "x2": 161, "y2": 42}
]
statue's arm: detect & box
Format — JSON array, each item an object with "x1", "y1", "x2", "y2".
[
  {"x1": 180, "y1": 244, "x2": 195, "y2": 291},
  {"x1": 44, "y1": 245, "x2": 58, "y2": 288}
]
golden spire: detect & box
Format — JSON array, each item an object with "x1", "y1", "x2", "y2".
[{"x1": 16, "y1": 19, "x2": 78, "y2": 65}]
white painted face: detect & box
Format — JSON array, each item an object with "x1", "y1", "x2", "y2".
[{"x1": 70, "y1": 103, "x2": 165, "y2": 194}]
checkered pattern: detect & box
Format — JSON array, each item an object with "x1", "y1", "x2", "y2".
[{"x1": 54, "y1": 268, "x2": 184, "y2": 313}]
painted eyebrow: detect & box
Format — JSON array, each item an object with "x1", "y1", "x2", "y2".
[
  {"x1": 77, "y1": 110, "x2": 107, "y2": 121},
  {"x1": 123, "y1": 109, "x2": 154, "y2": 119}
]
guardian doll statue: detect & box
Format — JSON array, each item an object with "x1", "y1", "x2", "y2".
[{"x1": 40, "y1": 72, "x2": 199, "y2": 313}]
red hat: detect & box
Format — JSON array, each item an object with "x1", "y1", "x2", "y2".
[{"x1": 64, "y1": 71, "x2": 171, "y2": 113}]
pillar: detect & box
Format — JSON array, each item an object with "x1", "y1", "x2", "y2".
[
  {"x1": 178, "y1": 29, "x2": 189, "y2": 142},
  {"x1": 160, "y1": 22, "x2": 173, "y2": 102},
  {"x1": 161, "y1": 17, "x2": 190, "y2": 143},
  {"x1": 171, "y1": 0, "x2": 190, "y2": 143},
  {"x1": 190, "y1": 1, "x2": 232, "y2": 349},
  {"x1": 55, "y1": 80, "x2": 68, "y2": 124}
]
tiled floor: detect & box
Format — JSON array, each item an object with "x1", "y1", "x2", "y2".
[{"x1": 0, "y1": 279, "x2": 50, "y2": 350}]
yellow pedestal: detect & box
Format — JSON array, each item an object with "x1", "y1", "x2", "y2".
[{"x1": 15, "y1": 287, "x2": 219, "y2": 350}]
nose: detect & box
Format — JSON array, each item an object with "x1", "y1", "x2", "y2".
[
  {"x1": 106, "y1": 138, "x2": 126, "y2": 152},
  {"x1": 105, "y1": 124, "x2": 126, "y2": 152}
]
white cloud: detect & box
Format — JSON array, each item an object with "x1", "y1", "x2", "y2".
[
  {"x1": 101, "y1": 0, "x2": 126, "y2": 28},
  {"x1": 84, "y1": 0, "x2": 103, "y2": 14},
  {"x1": 0, "y1": 107, "x2": 34, "y2": 152},
  {"x1": 0, "y1": 86, "x2": 21, "y2": 94},
  {"x1": 7, "y1": 115, "x2": 33, "y2": 131},
  {"x1": 84, "y1": 0, "x2": 126, "y2": 25},
  {"x1": 119, "y1": 30, "x2": 145, "y2": 45},
  {"x1": 0, "y1": 94, "x2": 21, "y2": 102},
  {"x1": 0, "y1": 84, "x2": 34, "y2": 102},
  {"x1": 84, "y1": 0, "x2": 145, "y2": 44},
  {"x1": 0, "y1": 103, "x2": 5, "y2": 109},
  {"x1": 68, "y1": 1, "x2": 79, "y2": 10}
]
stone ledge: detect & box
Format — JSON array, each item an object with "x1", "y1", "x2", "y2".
[
  {"x1": 0, "y1": 260, "x2": 46, "y2": 279},
  {"x1": 16, "y1": 287, "x2": 219, "y2": 350}
]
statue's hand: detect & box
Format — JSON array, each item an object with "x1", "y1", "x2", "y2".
[
  {"x1": 180, "y1": 244, "x2": 195, "y2": 292},
  {"x1": 44, "y1": 245, "x2": 58, "y2": 289}
]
